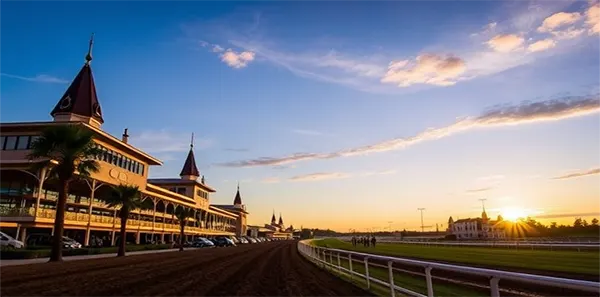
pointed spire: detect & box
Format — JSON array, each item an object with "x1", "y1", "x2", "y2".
[
  {"x1": 85, "y1": 33, "x2": 94, "y2": 65},
  {"x1": 278, "y1": 213, "x2": 283, "y2": 225},
  {"x1": 180, "y1": 133, "x2": 200, "y2": 179},
  {"x1": 51, "y1": 34, "x2": 103, "y2": 126},
  {"x1": 271, "y1": 211, "x2": 276, "y2": 224},
  {"x1": 233, "y1": 182, "x2": 242, "y2": 205}
]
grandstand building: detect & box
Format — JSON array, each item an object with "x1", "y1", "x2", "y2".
[
  {"x1": 0, "y1": 37, "x2": 248, "y2": 246},
  {"x1": 447, "y1": 208, "x2": 506, "y2": 240}
]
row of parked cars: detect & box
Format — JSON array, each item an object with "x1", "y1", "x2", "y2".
[
  {"x1": 182, "y1": 235, "x2": 288, "y2": 248},
  {"x1": 1, "y1": 230, "x2": 290, "y2": 250}
]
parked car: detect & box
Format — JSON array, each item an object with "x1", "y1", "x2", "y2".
[
  {"x1": 246, "y1": 237, "x2": 257, "y2": 244},
  {"x1": 237, "y1": 236, "x2": 248, "y2": 244},
  {"x1": 191, "y1": 237, "x2": 215, "y2": 248},
  {"x1": 0, "y1": 231, "x2": 24, "y2": 249},
  {"x1": 212, "y1": 237, "x2": 236, "y2": 247},
  {"x1": 26, "y1": 234, "x2": 82, "y2": 249},
  {"x1": 229, "y1": 236, "x2": 239, "y2": 244}
]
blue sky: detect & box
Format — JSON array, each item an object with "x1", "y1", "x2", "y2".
[{"x1": 2, "y1": 1, "x2": 599, "y2": 231}]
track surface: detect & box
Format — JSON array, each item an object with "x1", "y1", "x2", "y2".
[{"x1": 1, "y1": 241, "x2": 373, "y2": 296}]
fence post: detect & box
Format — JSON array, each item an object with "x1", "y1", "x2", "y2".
[
  {"x1": 337, "y1": 252, "x2": 342, "y2": 273},
  {"x1": 388, "y1": 261, "x2": 395, "y2": 297},
  {"x1": 330, "y1": 251, "x2": 334, "y2": 268},
  {"x1": 349, "y1": 254, "x2": 353, "y2": 280},
  {"x1": 425, "y1": 266, "x2": 434, "y2": 297},
  {"x1": 490, "y1": 277, "x2": 500, "y2": 297},
  {"x1": 364, "y1": 257, "x2": 371, "y2": 289}
]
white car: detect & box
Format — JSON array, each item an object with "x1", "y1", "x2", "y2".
[{"x1": 0, "y1": 231, "x2": 24, "y2": 249}]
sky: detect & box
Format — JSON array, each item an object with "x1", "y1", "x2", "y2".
[{"x1": 1, "y1": 1, "x2": 599, "y2": 232}]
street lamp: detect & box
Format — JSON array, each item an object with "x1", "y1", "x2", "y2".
[{"x1": 418, "y1": 208, "x2": 426, "y2": 233}]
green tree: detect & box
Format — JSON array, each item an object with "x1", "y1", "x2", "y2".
[
  {"x1": 175, "y1": 207, "x2": 193, "y2": 251},
  {"x1": 574, "y1": 218, "x2": 583, "y2": 228},
  {"x1": 582, "y1": 219, "x2": 589, "y2": 227},
  {"x1": 592, "y1": 218, "x2": 599, "y2": 226},
  {"x1": 28, "y1": 124, "x2": 101, "y2": 262},
  {"x1": 101, "y1": 184, "x2": 143, "y2": 257}
]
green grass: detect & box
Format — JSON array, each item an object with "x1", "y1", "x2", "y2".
[{"x1": 313, "y1": 239, "x2": 600, "y2": 278}]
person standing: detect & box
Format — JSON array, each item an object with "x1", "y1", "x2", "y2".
[{"x1": 371, "y1": 236, "x2": 377, "y2": 247}]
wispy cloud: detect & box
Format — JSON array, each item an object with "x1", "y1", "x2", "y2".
[
  {"x1": 198, "y1": 40, "x2": 255, "y2": 69},
  {"x1": 362, "y1": 169, "x2": 397, "y2": 177},
  {"x1": 466, "y1": 187, "x2": 493, "y2": 193},
  {"x1": 292, "y1": 129, "x2": 324, "y2": 136},
  {"x1": 1, "y1": 73, "x2": 69, "y2": 84},
  {"x1": 552, "y1": 167, "x2": 600, "y2": 180},
  {"x1": 289, "y1": 172, "x2": 351, "y2": 182},
  {"x1": 217, "y1": 94, "x2": 600, "y2": 168},
  {"x1": 129, "y1": 130, "x2": 213, "y2": 153}
]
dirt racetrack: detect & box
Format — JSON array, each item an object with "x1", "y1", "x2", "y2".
[{"x1": 1, "y1": 241, "x2": 373, "y2": 296}]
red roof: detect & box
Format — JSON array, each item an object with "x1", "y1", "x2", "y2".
[
  {"x1": 180, "y1": 148, "x2": 200, "y2": 177},
  {"x1": 50, "y1": 64, "x2": 104, "y2": 123}
]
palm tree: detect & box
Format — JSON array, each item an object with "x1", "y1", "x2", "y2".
[
  {"x1": 101, "y1": 184, "x2": 144, "y2": 257},
  {"x1": 28, "y1": 124, "x2": 101, "y2": 262},
  {"x1": 175, "y1": 207, "x2": 192, "y2": 251}
]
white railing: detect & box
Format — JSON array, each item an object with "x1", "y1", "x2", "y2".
[
  {"x1": 376, "y1": 240, "x2": 599, "y2": 251},
  {"x1": 297, "y1": 240, "x2": 600, "y2": 297}
]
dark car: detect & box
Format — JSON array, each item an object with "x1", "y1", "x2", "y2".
[
  {"x1": 191, "y1": 237, "x2": 215, "y2": 248},
  {"x1": 26, "y1": 234, "x2": 82, "y2": 249},
  {"x1": 212, "y1": 237, "x2": 236, "y2": 247}
]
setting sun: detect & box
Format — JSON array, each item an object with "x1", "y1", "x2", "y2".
[{"x1": 501, "y1": 207, "x2": 529, "y2": 222}]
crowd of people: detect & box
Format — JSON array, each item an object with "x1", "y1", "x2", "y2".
[{"x1": 351, "y1": 236, "x2": 376, "y2": 247}]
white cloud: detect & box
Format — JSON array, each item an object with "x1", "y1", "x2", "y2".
[
  {"x1": 477, "y1": 175, "x2": 505, "y2": 182},
  {"x1": 218, "y1": 95, "x2": 600, "y2": 168},
  {"x1": 129, "y1": 130, "x2": 213, "y2": 153},
  {"x1": 1, "y1": 73, "x2": 69, "y2": 84},
  {"x1": 289, "y1": 172, "x2": 351, "y2": 182},
  {"x1": 528, "y1": 38, "x2": 557, "y2": 52},
  {"x1": 220, "y1": 49, "x2": 255, "y2": 68},
  {"x1": 198, "y1": 40, "x2": 255, "y2": 68},
  {"x1": 551, "y1": 26, "x2": 585, "y2": 39},
  {"x1": 538, "y1": 12, "x2": 582, "y2": 32},
  {"x1": 380, "y1": 54, "x2": 466, "y2": 87},
  {"x1": 486, "y1": 34, "x2": 525, "y2": 52},
  {"x1": 585, "y1": 2, "x2": 600, "y2": 35}
]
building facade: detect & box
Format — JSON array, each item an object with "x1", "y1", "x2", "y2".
[
  {"x1": 0, "y1": 38, "x2": 248, "y2": 246},
  {"x1": 447, "y1": 209, "x2": 506, "y2": 240}
]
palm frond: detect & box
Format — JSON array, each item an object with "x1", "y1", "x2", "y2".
[
  {"x1": 175, "y1": 207, "x2": 192, "y2": 221},
  {"x1": 100, "y1": 184, "x2": 142, "y2": 210}
]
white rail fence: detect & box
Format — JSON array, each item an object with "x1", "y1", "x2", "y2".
[
  {"x1": 376, "y1": 240, "x2": 599, "y2": 251},
  {"x1": 297, "y1": 240, "x2": 600, "y2": 297}
]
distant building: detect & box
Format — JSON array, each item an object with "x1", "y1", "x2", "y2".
[
  {"x1": 247, "y1": 212, "x2": 295, "y2": 239},
  {"x1": 447, "y1": 208, "x2": 506, "y2": 240}
]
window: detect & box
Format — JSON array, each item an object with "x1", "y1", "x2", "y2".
[
  {"x1": 27, "y1": 136, "x2": 39, "y2": 149},
  {"x1": 177, "y1": 188, "x2": 186, "y2": 195},
  {"x1": 139, "y1": 164, "x2": 145, "y2": 175},
  {"x1": 16, "y1": 136, "x2": 30, "y2": 150},
  {"x1": 1, "y1": 136, "x2": 6, "y2": 150},
  {"x1": 4, "y1": 136, "x2": 17, "y2": 150}
]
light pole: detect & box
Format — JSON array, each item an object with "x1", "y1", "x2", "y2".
[
  {"x1": 478, "y1": 198, "x2": 487, "y2": 211},
  {"x1": 418, "y1": 208, "x2": 426, "y2": 233}
]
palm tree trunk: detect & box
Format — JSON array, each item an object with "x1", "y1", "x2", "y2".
[
  {"x1": 179, "y1": 222, "x2": 185, "y2": 252},
  {"x1": 49, "y1": 179, "x2": 69, "y2": 262},
  {"x1": 118, "y1": 211, "x2": 128, "y2": 257}
]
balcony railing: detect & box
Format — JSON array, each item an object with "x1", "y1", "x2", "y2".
[{"x1": 0, "y1": 207, "x2": 235, "y2": 234}]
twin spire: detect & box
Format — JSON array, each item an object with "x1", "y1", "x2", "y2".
[{"x1": 50, "y1": 33, "x2": 103, "y2": 126}]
